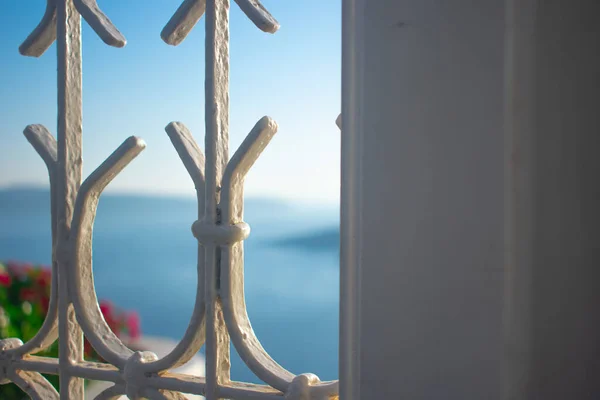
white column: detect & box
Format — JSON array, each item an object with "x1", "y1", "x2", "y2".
[
  {"x1": 341, "y1": 1, "x2": 504, "y2": 398},
  {"x1": 504, "y1": 1, "x2": 600, "y2": 399}
]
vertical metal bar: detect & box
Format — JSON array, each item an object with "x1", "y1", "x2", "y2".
[
  {"x1": 56, "y1": 0, "x2": 84, "y2": 398},
  {"x1": 205, "y1": 0, "x2": 231, "y2": 399},
  {"x1": 340, "y1": 0, "x2": 364, "y2": 399}
]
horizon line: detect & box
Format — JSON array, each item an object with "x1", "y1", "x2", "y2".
[{"x1": 0, "y1": 183, "x2": 340, "y2": 208}]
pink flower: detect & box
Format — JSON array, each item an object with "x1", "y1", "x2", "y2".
[
  {"x1": 99, "y1": 300, "x2": 113, "y2": 317},
  {"x1": 0, "y1": 272, "x2": 11, "y2": 287},
  {"x1": 126, "y1": 312, "x2": 141, "y2": 340},
  {"x1": 100, "y1": 300, "x2": 121, "y2": 334},
  {"x1": 7, "y1": 261, "x2": 25, "y2": 279},
  {"x1": 6, "y1": 260, "x2": 20, "y2": 271}
]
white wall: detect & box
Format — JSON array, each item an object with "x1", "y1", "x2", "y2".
[
  {"x1": 341, "y1": 1, "x2": 505, "y2": 398},
  {"x1": 504, "y1": 1, "x2": 600, "y2": 399}
]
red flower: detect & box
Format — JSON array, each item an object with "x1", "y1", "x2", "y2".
[
  {"x1": 40, "y1": 295, "x2": 50, "y2": 314},
  {"x1": 36, "y1": 269, "x2": 52, "y2": 288},
  {"x1": 126, "y1": 312, "x2": 140, "y2": 340},
  {"x1": 99, "y1": 300, "x2": 113, "y2": 317},
  {"x1": 2, "y1": 260, "x2": 142, "y2": 343},
  {"x1": 106, "y1": 316, "x2": 118, "y2": 334},
  {"x1": 19, "y1": 287, "x2": 37, "y2": 302},
  {"x1": 0, "y1": 272, "x2": 11, "y2": 287},
  {"x1": 84, "y1": 340, "x2": 93, "y2": 359},
  {"x1": 100, "y1": 300, "x2": 121, "y2": 334}
]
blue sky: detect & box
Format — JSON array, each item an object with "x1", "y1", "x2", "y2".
[{"x1": 0, "y1": 1, "x2": 341, "y2": 204}]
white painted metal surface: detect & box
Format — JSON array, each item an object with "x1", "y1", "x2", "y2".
[
  {"x1": 84, "y1": 337, "x2": 205, "y2": 400},
  {"x1": 504, "y1": 1, "x2": 600, "y2": 399},
  {"x1": 340, "y1": 1, "x2": 504, "y2": 399},
  {"x1": 0, "y1": 1, "x2": 340, "y2": 399}
]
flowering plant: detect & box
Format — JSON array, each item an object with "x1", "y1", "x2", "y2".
[{"x1": 0, "y1": 260, "x2": 141, "y2": 398}]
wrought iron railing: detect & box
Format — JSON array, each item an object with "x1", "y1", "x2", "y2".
[{"x1": 0, "y1": 1, "x2": 339, "y2": 399}]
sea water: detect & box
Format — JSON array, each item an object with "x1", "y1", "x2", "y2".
[{"x1": 0, "y1": 188, "x2": 339, "y2": 383}]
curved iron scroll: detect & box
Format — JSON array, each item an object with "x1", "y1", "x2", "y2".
[
  {"x1": 2, "y1": 0, "x2": 340, "y2": 399},
  {"x1": 160, "y1": 0, "x2": 340, "y2": 398}
]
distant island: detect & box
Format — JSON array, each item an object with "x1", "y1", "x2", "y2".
[
  {"x1": 271, "y1": 227, "x2": 339, "y2": 253},
  {"x1": 0, "y1": 186, "x2": 339, "y2": 254}
]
